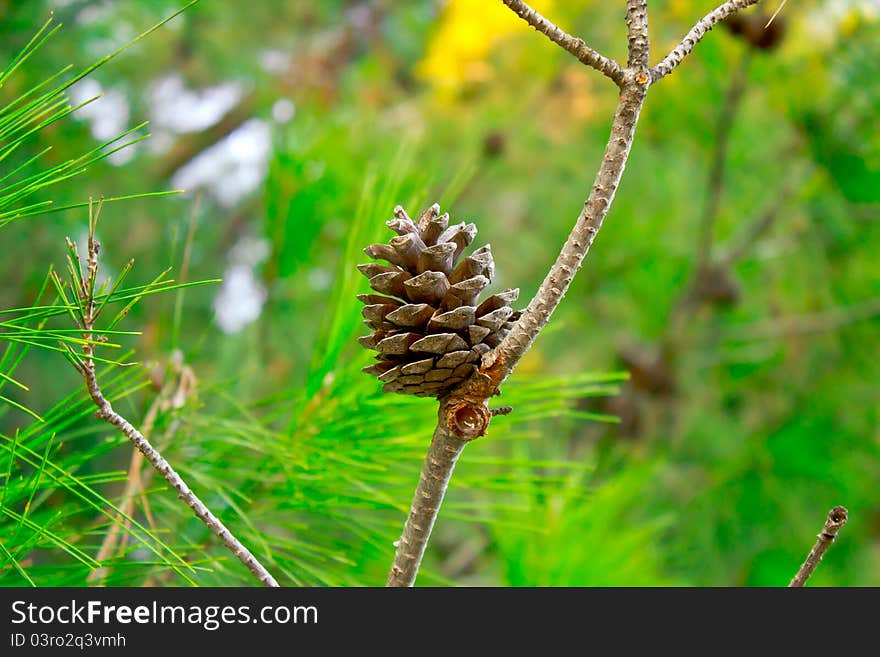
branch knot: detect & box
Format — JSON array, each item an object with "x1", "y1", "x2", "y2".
[{"x1": 444, "y1": 399, "x2": 489, "y2": 440}]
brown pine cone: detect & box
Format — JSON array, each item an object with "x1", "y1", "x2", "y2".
[{"x1": 357, "y1": 203, "x2": 520, "y2": 398}]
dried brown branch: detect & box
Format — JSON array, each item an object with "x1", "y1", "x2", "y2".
[
  {"x1": 789, "y1": 506, "x2": 848, "y2": 587},
  {"x1": 70, "y1": 201, "x2": 279, "y2": 587},
  {"x1": 651, "y1": 1, "x2": 762, "y2": 82},
  {"x1": 154, "y1": 93, "x2": 255, "y2": 181},
  {"x1": 87, "y1": 353, "x2": 194, "y2": 585},
  {"x1": 501, "y1": 0, "x2": 625, "y2": 86}
]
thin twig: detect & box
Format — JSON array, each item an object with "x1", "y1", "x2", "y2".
[
  {"x1": 501, "y1": 0, "x2": 625, "y2": 86},
  {"x1": 718, "y1": 205, "x2": 780, "y2": 268},
  {"x1": 489, "y1": 406, "x2": 513, "y2": 417},
  {"x1": 721, "y1": 296, "x2": 880, "y2": 343},
  {"x1": 717, "y1": 169, "x2": 801, "y2": 268},
  {"x1": 88, "y1": 393, "x2": 163, "y2": 585},
  {"x1": 658, "y1": 49, "x2": 753, "y2": 346},
  {"x1": 71, "y1": 200, "x2": 279, "y2": 587},
  {"x1": 87, "y1": 353, "x2": 194, "y2": 585},
  {"x1": 765, "y1": 0, "x2": 787, "y2": 28},
  {"x1": 155, "y1": 94, "x2": 255, "y2": 181},
  {"x1": 789, "y1": 506, "x2": 848, "y2": 587},
  {"x1": 651, "y1": 1, "x2": 762, "y2": 82}
]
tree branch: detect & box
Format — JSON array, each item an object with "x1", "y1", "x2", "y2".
[
  {"x1": 87, "y1": 352, "x2": 194, "y2": 585},
  {"x1": 154, "y1": 92, "x2": 255, "y2": 181},
  {"x1": 626, "y1": 0, "x2": 650, "y2": 69},
  {"x1": 387, "y1": 72, "x2": 650, "y2": 587},
  {"x1": 721, "y1": 296, "x2": 880, "y2": 343},
  {"x1": 651, "y1": 0, "x2": 762, "y2": 82},
  {"x1": 69, "y1": 202, "x2": 279, "y2": 587},
  {"x1": 789, "y1": 506, "x2": 848, "y2": 587},
  {"x1": 386, "y1": 0, "x2": 768, "y2": 586},
  {"x1": 387, "y1": 415, "x2": 470, "y2": 587},
  {"x1": 717, "y1": 167, "x2": 801, "y2": 269},
  {"x1": 500, "y1": 0, "x2": 625, "y2": 86},
  {"x1": 481, "y1": 78, "x2": 649, "y2": 386},
  {"x1": 386, "y1": 1, "x2": 657, "y2": 587}
]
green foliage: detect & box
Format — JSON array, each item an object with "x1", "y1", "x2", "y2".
[
  {"x1": 493, "y1": 462, "x2": 679, "y2": 586},
  {"x1": 0, "y1": 55, "x2": 623, "y2": 583},
  {"x1": 1, "y1": 362, "x2": 199, "y2": 586},
  {"x1": 0, "y1": 5, "x2": 197, "y2": 227},
  {"x1": 2, "y1": 1, "x2": 879, "y2": 587}
]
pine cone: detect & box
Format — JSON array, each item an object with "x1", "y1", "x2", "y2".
[{"x1": 357, "y1": 203, "x2": 520, "y2": 398}]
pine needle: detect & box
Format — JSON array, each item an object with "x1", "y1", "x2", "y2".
[{"x1": 765, "y1": 0, "x2": 787, "y2": 28}]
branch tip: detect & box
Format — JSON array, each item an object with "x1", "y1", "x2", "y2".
[
  {"x1": 651, "y1": 0, "x2": 762, "y2": 83},
  {"x1": 789, "y1": 505, "x2": 848, "y2": 587}
]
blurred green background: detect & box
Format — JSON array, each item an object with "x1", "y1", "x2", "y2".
[{"x1": 0, "y1": 0, "x2": 878, "y2": 586}]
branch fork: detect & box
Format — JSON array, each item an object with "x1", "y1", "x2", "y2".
[{"x1": 387, "y1": 0, "x2": 766, "y2": 586}]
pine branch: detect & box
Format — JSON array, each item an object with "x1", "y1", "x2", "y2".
[
  {"x1": 651, "y1": 1, "x2": 762, "y2": 82},
  {"x1": 717, "y1": 168, "x2": 802, "y2": 269},
  {"x1": 154, "y1": 93, "x2": 255, "y2": 181},
  {"x1": 789, "y1": 506, "x2": 848, "y2": 587},
  {"x1": 387, "y1": 418, "x2": 469, "y2": 587},
  {"x1": 386, "y1": 0, "x2": 764, "y2": 587},
  {"x1": 68, "y1": 201, "x2": 279, "y2": 588},
  {"x1": 500, "y1": 0, "x2": 625, "y2": 86},
  {"x1": 387, "y1": 1, "x2": 650, "y2": 586},
  {"x1": 625, "y1": 0, "x2": 650, "y2": 69},
  {"x1": 481, "y1": 80, "x2": 648, "y2": 387},
  {"x1": 87, "y1": 352, "x2": 194, "y2": 584},
  {"x1": 659, "y1": 51, "x2": 754, "y2": 347},
  {"x1": 385, "y1": 81, "x2": 648, "y2": 581}
]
